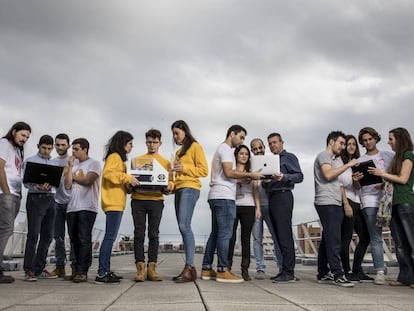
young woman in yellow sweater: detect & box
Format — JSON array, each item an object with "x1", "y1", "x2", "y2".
[
  {"x1": 171, "y1": 120, "x2": 208, "y2": 282},
  {"x1": 95, "y1": 131, "x2": 139, "y2": 284}
]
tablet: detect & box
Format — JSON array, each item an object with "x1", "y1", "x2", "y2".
[
  {"x1": 250, "y1": 154, "x2": 280, "y2": 178},
  {"x1": 351, "y1": 160, "x2": 383, "y2": 186},
  {"x1": 23, "y1": 162, "x2": 63, "y2": 188}
]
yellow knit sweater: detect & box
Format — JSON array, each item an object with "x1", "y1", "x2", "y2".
[
  {"x1": 101, "y1": 153, "x2": 133, "y2": 212},
  {"x1": 173, "y1": 142, "x2": 208, "y2": 191},
  {"x1": 131, "y1": 153, "x2": 172, "y2": 201}
]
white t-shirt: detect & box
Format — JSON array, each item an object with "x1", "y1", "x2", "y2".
[
  {"x1": 208, "y1": 143, "x2": 236, "y2": 200},
  {"x1": 54, "y1": 155, "x2": 72, "y2": 205},
  {"x1": 338, "y1": 166, "x2": 361, "y2": 204},
  {"x1": 358, "y1": 151, "x2": 394, "y2": 209},
  {"x1": 0, "y1": 138, "x2": 23, "y2": 196},
  {"x1": 67, "y1": 158, "x2": 101, "y2": 213},
  {"x1": 236, "y1": 182, "x2": 255, "y2": 206}
]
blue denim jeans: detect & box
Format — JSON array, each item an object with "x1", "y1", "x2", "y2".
[
  {"x1": 98, "y1": 211, "x2": 123, "y2": 276},
  {"x1": 53, "y1": 201, "x2": 75, "y2": 266},
  {"x1": 24, "y1": 193, "x2": 56, "y2": 275},
  {"x1": 315, "y1": 204, "x2": 344, "y2": 279},
  {"x1": 0, "y1": 193, "x2": 21, "y2": 271},
  {"x1": 252, "y1": 204, "x2": 283, "y2": 271},
  {"x1": 362, "y1": 206, "x2": 384, "y2": 271},
  {"x1": 390, "y1": 203, "x2": 414, "y2": 285},
  {"x1": 202, "y1": 199, "x2": 236, "y2": 271},
  {"x1": 175, "y1": 188, "x2": 200, "y2": 266}
]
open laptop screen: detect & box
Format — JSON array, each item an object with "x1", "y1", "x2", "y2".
[
  {"x1": 23, "y1": 162, "x2": 63, "y2": 188},
  {"x1": 250, "y1": 154, "x2": 280, "y2": 178}
]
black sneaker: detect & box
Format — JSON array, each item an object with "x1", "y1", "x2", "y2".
[
  {"x1": 270, "y1": 271, "x2": 283, "y2": 281},
  {"x1": 109, "y1": 271, "x2": 123, "y2": 280},
  {"x1": 272, "y1": 272, "x2": 296, "y2": 283},
  {"x1": 334, "y1": 275, "x2": 354, "y2": 287},
  {"x1": 94, "y1": 272, "x2": 120, "y2": 285},
  {"x1": 317, "y1": 273, "x2": 334, "y2": 284},
  {"x1": 346, "y1": 272, "x2": 360, "y2": 283},
  {"x1": 358, "y1": 272, "x2": 374, "y2": 283},
  {"x1": 0, "y1": 270, "x2": 14, "y2": 284}
]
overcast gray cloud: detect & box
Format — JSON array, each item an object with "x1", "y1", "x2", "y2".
[{"x1": 1, "y1": 0, "x2": 413, "y2": 242}]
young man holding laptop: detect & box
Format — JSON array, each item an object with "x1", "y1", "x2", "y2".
[{"x1": 23, "y1": 135, "x2": 59, "y2": 281}]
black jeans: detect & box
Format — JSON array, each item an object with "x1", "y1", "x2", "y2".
[
  {"x1": 228, "y1": 206, "x2": 255, "y2": 262},
  {"x1": 131, "y1": 199, "x2": 164, "y2": 263},
  {"x1": 340, "y1": 199, "x2": 370, "y2": 274},
  {"x1": 390, "y1": 203, "x2": 414, "y2": 285},
  {"x1": 67, "y1": 210, "x2": 96, "y2": 275},
  {"x1": 315, "y1": 204, "x2": 344, "y2": 279},
  {"x1": 269, "y1": 190, "x2": 295, "y2": 276},
  {"x1": 23, "y1": 193, "x2": 55, "y2": 275}
]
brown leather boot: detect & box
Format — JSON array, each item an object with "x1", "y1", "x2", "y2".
[
  {"x1": 134, "y1": 262, "x2": 145, "y2": 282},
  {"x1": 50, "y1": 265, "x2": 66, "y2": 278},
  {"x1": 147, "y1": 262, "x2": 162, "y2": 281},
  {"x1": 174, "y1": 264, "x2": 195, "y2": 283},
  {"x1": 64, "y1": 263, "x2": 76, "y2": 281},
  {"x1": 191, "y1": 266, "x2": 197, "y2": 280},
  {"x1": 241, "y1": 257, "x2": 251, "y2": 281}
]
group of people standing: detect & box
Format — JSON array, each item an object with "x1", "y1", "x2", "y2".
[
  {"x1": 1, "y1": 121, "x2": 413, "y2": 289},
  {"x1": 314, "y1": 127, "x2": 414, "y2": 288}
]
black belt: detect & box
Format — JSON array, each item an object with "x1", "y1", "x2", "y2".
[
  {"x1": 28, "y1": 193, "x2": 54, "y2": 197},
  {"x1": 270, "y1": 189, "x2": 291, "y2": 195}
]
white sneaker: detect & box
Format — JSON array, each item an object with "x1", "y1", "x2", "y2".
[{"x1": 374, "y1": 272, "x2": 386, "y2": 285}]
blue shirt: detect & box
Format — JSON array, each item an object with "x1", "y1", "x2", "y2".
[
  {"x1": 23, "y1": 152, "x2": 58, "y2": 194},
  {"x1": 262, "y1": 149, "x2": 303, "y2": 193}
]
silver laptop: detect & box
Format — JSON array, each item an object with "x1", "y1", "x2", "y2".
[{"x1": 250, "y1": 154, "x2": 280, "y2": 177}]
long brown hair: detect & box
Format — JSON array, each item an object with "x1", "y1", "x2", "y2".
[
  {"x1": 388, "y1": 127, "x2": 413, "y2": 175},
  {"x1": 340, "y1": 135, "x2": 360, "y2": 164},
  {"x1": 171, "y1": 120, "x2": 197, "y2": 158},
  {"x1": 234, "y1": 145, "x2": 251, "y2": 172}
]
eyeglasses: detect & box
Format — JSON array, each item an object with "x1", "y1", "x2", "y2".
[{"x1": 146, "y1": 141, "x2": 160, "y2": 145}]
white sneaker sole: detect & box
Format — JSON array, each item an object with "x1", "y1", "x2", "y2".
[{"x1": 216, "y1": 278, "x2": 244, "y2": 283}]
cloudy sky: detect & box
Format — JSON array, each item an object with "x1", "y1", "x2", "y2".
[{"x1": 1, "y1": 0, "x2": 413, "y2": 243}]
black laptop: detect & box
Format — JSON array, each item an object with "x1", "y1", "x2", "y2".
[
  {"x1": 23, "y1": 162, "x2": 64, "y2": 188},
  {"x1": 351, "y1": 160, "x2": 383, "y2": 186}
]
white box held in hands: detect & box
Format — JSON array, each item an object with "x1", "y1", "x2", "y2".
[{"x1": 129, "y1": 158, "x2": 169, "y2": 192}]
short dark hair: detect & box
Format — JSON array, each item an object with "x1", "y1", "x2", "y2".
[
  {"x1": 226, "y1": 125, "x2": 247, "y2": 138},
  {"x1": 55, "y1": 133, "x2": 70, "y2": 144},
  {"x1": 358, "y1": 127, "x2": 381, "y2": 144},
  {"x1": 267, "y1": 132, "x2": 283, "y2": 142},
  {"x1": 38, "y1": 135, "x2": 54, "y2": 146},
  {"x1": 326, "y1": 131, "x2": 346, "y2": 146},
  {"x1": 146, "y1": 129, "x2": 161, "y2": 140},
  {"x1": 72, "y1": 138, "x2": 90, "y2": 154}
]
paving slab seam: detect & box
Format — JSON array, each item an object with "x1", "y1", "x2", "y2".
[
  {"x1": 0, "y1": 281, "x2": 74, "y2": 311},
  {"x1": 193, "y1": 280, "x2": 209, "y2": 311},
  {"x1": 101, "y1": 281, "x2": 137, "y2": 311},
  {"x1": 250, "y1": 282, "x2": 314, "y2": 311}
]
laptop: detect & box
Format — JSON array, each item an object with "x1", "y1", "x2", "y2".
[
  {"x1": 250, "y1": 154, "x2": 280, "y2": 178},
  {"x1": 23, "y1": 162, "x2": 64, "y2": 188}
]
